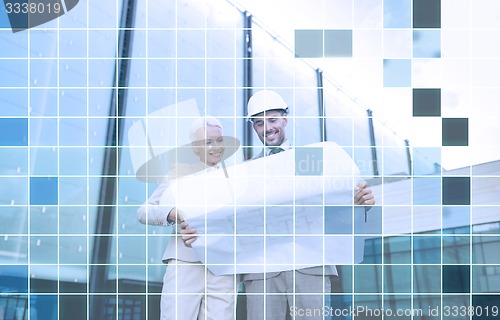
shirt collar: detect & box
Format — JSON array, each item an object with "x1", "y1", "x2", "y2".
[
  {"x1": 190, "y1": 161, "x2": 220, "y2": 174},
  {"x1": 265, "y1": 139, "x2": 290, "y2": 156},
  {"x1": 204, "y1": 163, "x2": 220, "y2": 172}
]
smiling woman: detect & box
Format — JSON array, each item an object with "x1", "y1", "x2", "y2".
[{"x1": 190, "y1": 117, "x2": 226, "y2": 167}]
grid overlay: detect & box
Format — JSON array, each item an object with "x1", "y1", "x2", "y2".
[{"x1": 1, "y1": 0, "x2": 500, "y2": 319}]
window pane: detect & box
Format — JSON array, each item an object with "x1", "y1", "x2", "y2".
[
  {"x1": 118, "y1": 0, "x2": 244, "y2": 283},
  {"x1": 373, "y1": 118, "x2": 410, "y2": 176}
]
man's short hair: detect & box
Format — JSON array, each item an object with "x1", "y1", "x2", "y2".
[{"x1": 189, "y1": 116, "x2": 223, "y2": 142}]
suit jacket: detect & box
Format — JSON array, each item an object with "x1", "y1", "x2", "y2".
[
  {"x1": 136, "y1": 162, "x2": 212, "y2": 263},
  {"x1": 243, "y1": 147, "x2": 338, "y2": 280}
]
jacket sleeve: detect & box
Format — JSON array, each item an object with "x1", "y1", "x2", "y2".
[{"x1": 136, "y1": 181, "x2": 175, "y2": 226}]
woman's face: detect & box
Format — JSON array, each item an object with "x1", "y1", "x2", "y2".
[{"x1": 192, "y1": 125, "x2": 224, "y2": 166}]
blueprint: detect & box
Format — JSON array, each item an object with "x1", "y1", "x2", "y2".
[{"x1": 160, "y1": 142, "x2": 369, "y2": 275}]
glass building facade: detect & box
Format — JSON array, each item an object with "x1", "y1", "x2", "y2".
[{"x1": 0, "y1": 0, "x2": 499, "y2": 319}]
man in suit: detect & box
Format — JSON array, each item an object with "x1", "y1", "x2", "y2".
[
  {"x1": 180, "y1": 91, "x2": 376, "y2": 319},
  {"x1": 242, "y1": 90, "x2": 375, "y2": 320},
  {"x1": 137, "y1": 117, "x2": 235, "y2": 320}
]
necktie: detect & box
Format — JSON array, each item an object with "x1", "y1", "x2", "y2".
[{"x1": 269, "y1": 147, "x2": 284, "y2": 155}]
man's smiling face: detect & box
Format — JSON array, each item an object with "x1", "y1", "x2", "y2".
[{"x1": 251, "y1": 110, "x2": 288, "y2": 147}]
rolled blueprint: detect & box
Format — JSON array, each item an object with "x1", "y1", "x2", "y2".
[{"x1": 160, "y1": 142, "x2": 367, "y2": 275}]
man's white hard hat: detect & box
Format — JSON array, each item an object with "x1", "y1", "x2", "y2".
[{"x1": 246, "y1": 90, "x2": 288, "y2": 119}]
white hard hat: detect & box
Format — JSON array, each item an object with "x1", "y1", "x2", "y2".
[{"x1": 246, "y1": 90, "x2": 288, "y2": 119}]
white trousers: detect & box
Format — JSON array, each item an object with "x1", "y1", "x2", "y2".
[{"x1": 161, "y1": 259, "x2": 235, "y2": 320}]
